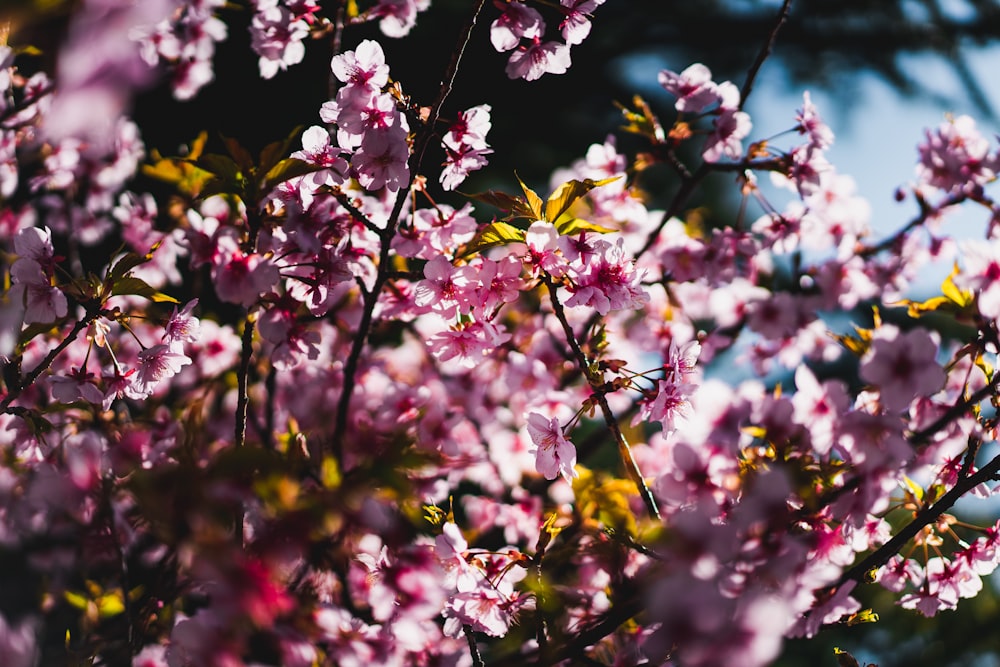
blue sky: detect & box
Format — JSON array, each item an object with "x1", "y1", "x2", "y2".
[{"x1": 617, "y1": 38, "x2": 1000, "y2": 298}]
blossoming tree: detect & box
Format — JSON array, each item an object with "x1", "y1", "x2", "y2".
[{"x1": 1, "y1": 1, "x2": 999, "y2": 666}]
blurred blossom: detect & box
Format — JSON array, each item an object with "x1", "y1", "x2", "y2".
[{"x1": 45, "y1": 0, "x2": 180, "y2": 149}]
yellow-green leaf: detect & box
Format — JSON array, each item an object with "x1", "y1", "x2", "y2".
[
  {"x1": 96, "y1": 590, "x2": 125, "y2": 618},
  {"x1": 320, "y1": 456, "x2": 341, "y2": 489},
  {"x1": 259, "y1": 125, "x2": 305, "y2": 175},
  {"x1": 261, "y1": 158, "x2": 325, "y2": 193},
  {"x1": 544, "y1": 176, "x2": 620, "y2": 223},
  {"x1": 187, "y1": 131, "x2": 209, "y2": 160},
  {"x1": 460, "y1": 221, "x2": 526, "y2": 257},
  {"x1": 845, "y1": 608, "x2": 879, "y2": 626},
  {"x1": 142, "y1": 158, "x2": 218, "y2": 199},
  {"x1": 111, "y1": 277, "x2": 179, "y2": 304},
  {"x1": 516, "y1": 172, "x2": 544, "y2": 220},
  {"x1": 941, "y1": 270, "x2": 974, "y2": 308},
  {"x1": 64, "y1": 590, "x2": 89, "y2": 611},
  {"x1": 902, "y1": 475, "x2": 924, "y2": 502},
  {"x1": 555, "y1": 217, "x2": 616, "y2": 236},
  {"x1": 898, "y1": 295, "x2": 950, "y2": 318},
  {"x1": 974, "y1": 353, "x2": 994, "y2": 382}
]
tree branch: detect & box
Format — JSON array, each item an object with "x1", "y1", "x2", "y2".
[
  {"x1": 739, "y1": 0, "x2": 794, "y2": 110},
  {"x1": 835, "y1": 449, "x2": 1000, "y2": 590},
  {"x1": 543, "y1": 277, "x2": 661, "y2": 520},
  {"x1": 331, "y1": 0, "x2": 489, "y2": 459}
]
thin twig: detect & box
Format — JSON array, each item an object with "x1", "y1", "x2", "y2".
[
  {"x1": 739, "y1": 0, "x2": 794, "y2": 111},
  {"x1": 636, "y1": 162, "x2": 709, "y2": 260},
  {"x1": 858, "y1": 191, "x2": 969, "y2": 258},
  {"x1": 328, "y1": 0, "x2": 346, "y2": 102},
  {"x1": 793, "y1": 373, "x2": 999, "y2": 522},
  {"x1": 234, "y1": 317, "x2": 255, "y2": 452},
  {"x1": 233, "y1": 314, "x2": 255, "y2": 546},
  {"x1": 637, "y1": 0, "x2": 792, "y2": 259},
  {"x1": 834, "y1": 450, "x2": 1000, "y2": 590},
  {"x1": 331, "y1": 0, "x2": 489, "y2": 459},
  {"x1": 334, "y1": 191, "x2": 381, "y2": 235},
  {"x1": 909, "y1": 373, "x2": 1000, "y2": 447},
  {"x1": 463, "y1": 625, "x2": 486, "y2": 667},
  {"x1": 543, "y1": 278, "x2": 661, "y2": 520},
  {"x1": 1, "y1": 305, "x2": 103, "y2": 413}
]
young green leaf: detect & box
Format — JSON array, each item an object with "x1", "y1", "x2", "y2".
[
  {"x1": 460, "y1": 221, "x2": 526, "y2": 257},
  {"x1": 555, "y1": 217, "x2": 616, "y2": 236},
  {"x1": 544, "y1": 176, "x2": 620, "y2": 223},
  {"x1": 111, "y1": 277, "x2": 180, "y2": 304},
  {"x1": 261, "y1": 158, "x2": 326, "y2": 194},
  {"x1": 516, "y1": 172, "x2": 545, "y2": 219}
]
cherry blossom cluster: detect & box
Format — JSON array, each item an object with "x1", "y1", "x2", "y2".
[
  {"x1": 658, "y1": 63, "x2": 752, "y2": 163},
  {"x1": 490, "y1": 0, "x2": 606, "y2": 81},
  {"x1": 133, "y1": 0, "x2": 228, "y2": 100},
  {"x1": 3, "y1": 2, "x2": 1000, "y2": 667},
  {"x1": 320, "y1": 39, "x2": 410, "y2": 191}
]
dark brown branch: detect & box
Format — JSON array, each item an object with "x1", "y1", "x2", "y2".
[
  {"x1": 739, "y1": 0, "x2": 794, "y2": 110},
  {"x1": 1, "y1": 304, "x2": 103, "y2": 413},
  {"x1": 835, "y1": 449, "x2": 1000, "y2": 590},
  {"x1": 909, "y1": 373, "x2": 1000, "y2": 447},
  {"x1": 543, "y1": 277, "x2": 661, "y2": 520},
  {"x1": 823, "y1": 373, "x2": 1000, "y2": 591},
  {"x1": 331, "y1": 0, "x2": 489, "y2": 459},
  {"x1": 463, "y1": 625, "x2": 486, "y2": 667}
]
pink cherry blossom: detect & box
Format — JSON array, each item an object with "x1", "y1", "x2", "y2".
[
  {"x1": 331, "y1": 39, "x2": 390, "y2": 89},
  {"x1": 525, "y1": 412, "x2": 577, "y2": 481},
  {"x1": 490, "y1": 2, "x2": 545, "y2": 52},
  {"x1": 162, "y1": 299, "x2": 201, "y2": 350},
  {"x1": 10, "y1": 259, "x2": 67, "y2": 325},
  {"x1": 130, "y1": 344, "x2": 192, "y2": 399},
  {"x1": 371, "y1": 0, "x2": 431, "y2": 38},
  {"x1": 702, "y1": 106, "x2": 752, "y2": 163},
  {"x1": 352, "y1": 126, "x2": 410, "y2": 192},
  {"x1": 559, "y1": 0, "x2": 605, "y2": 45},
  {"x1": 250, "y1": 1, "x2": 309, "y2": 79},
  {"x1": 212, "y1": 240, "x2": 281, "y2": 307},
  {"x1": 917, "y1": 114, "x2": 1000, "y2": 193},
  {"x1": 658, "y1": 63, "x2": 719, "y2": 113},
  {"x1": 524, "y1": 220, "x2": 568, "y2": 277},
  {"x1": 565, "y1": 237, "x2": 649, "y2": 315},
  {"x1": 859, "y1": 326, "x2": 946, "y2": 414},
  {"x1": 796, "y1": 91, "x2": 834, "y2": 149},
  {"x1": 955, "y1": 237, "x2": 1000, "y2": 319},
  {"x1": 505, "y1": 41, "x2": 571, "y2": 81}
]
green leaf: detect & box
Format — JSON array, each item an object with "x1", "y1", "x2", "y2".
[
  {"x1": 902, "y1": 475, "x2": 924, "y2": 502},
  {"x1": 108, "y1": 251, "x2": 152, "y2": 284},
  {"x1": 198, "y1": 153, "x2": 244, "y2": 189},
  {"x1": 941, "y1": 268, "x2": 974, "y2": 308},
  {"x1": 845, "y1": 608, "x2": 879, "y2": 626},
  {"x1": 615, "y1": 95, "x2": 666, "y2": 141},
  {"x1": 516, "y1": 172, "x2": 544, "y2": 219},
  {"x1": 261, "y1": 158, "x2": 325, "y2": 193},
  {"x1": 111, "y1": 277, "x2": 179, "y2": 304},
  {"x1": 544, "y1": 176, "x2": 620, "y2": 223},
  {"x1": 187, "y1": 131, "x2": 209, "y2": 160},
  {"x1": 95, "y1": 590, "x2": 125, "y2": 618},
  {"x1": 555, "y1": 217, "x2": 616, "y2": 236},
  {"x1": 466, "y1": 188, "x2": 535, "y2": 220},
  {"x1": 142, "y1": 158, "x2": 219, "y2": 199},
  {"x1": 259, "y1": 125, "x2": 305, "y2": 175},
  {"x1": 221, "y1": 135, "x2": 255, "y2": 173},
  {"x1": 460, "y1": 221, "x2": 526, "y2": 257}
]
